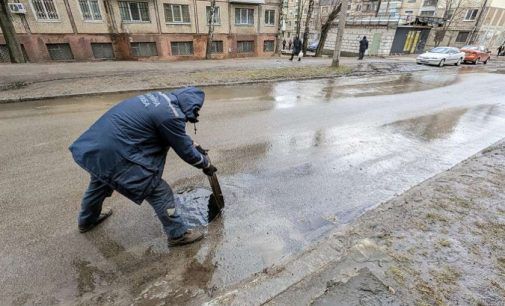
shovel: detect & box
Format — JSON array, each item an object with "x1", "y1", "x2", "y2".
[{"x1": 195, "y1": 145, "x2": 224, "y2": 221}]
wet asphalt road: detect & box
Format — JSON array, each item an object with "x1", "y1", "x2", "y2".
[{"x1": 1, "y1": 67, "x2": 505, "y2": 304}]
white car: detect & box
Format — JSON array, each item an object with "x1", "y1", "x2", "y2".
[{"x1": 416, "y1": 47, "x2": 465, "y2": 67}]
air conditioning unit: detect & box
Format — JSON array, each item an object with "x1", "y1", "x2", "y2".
[{"x1": 8, "y1": 3, "x2": 27, "y2": 14}]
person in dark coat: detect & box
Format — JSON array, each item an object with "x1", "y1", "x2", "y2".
[
  {"x1": 290, "y1": 37, "x2": 302, "y2": 61},
  {"x1": 498, "y1": 45, "x2": 503, "y2": 56},
  {"x1": 69, "y1": 87, "x2": 217, "y2": 247},
  {"x1": 358, "y1": 36, "x2": 369, "y2": 60},
  {"x1": 283, "y1": 39, "x2": 287, "y2": 50}
]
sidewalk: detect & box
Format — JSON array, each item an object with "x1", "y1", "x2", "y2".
[
  {"x1": 0, "y1": 55, "x2": 425, "y2": 103},
  {"x1": 202, "y1": 140, "x2": 505, "y2": 305}
]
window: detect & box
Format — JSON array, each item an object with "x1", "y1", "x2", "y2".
[
  {"x1": 31, "y1": 0, "x2": 59, "y2": 20},
  {"x1": 91, "y1": 43, "x2": 114, "y2": 59},
  {"x1": 211, "y1": 40, "x2": 223, "y2": 53},
  {"x1": 171, "y1": 41, "x2": 193, "y2": 55},
  {"x1": 237, "y1": 40, "x2": 254, "y2": 52},
  {"x1": 264, "y1": 40, "x2": 274, "y2": 52},
  {"x1": 265, "y1": 9, "x2": 275, "y2": 25},
  {"x1": 464, "y1": 9, "x2": 478, "y2": 21},
  {"x1": 420, "y1": 10, "x2": 435, "y2": 16},
  {"x1": 78, "y1": 0, "x2": 101, "y2": 20},
  {"x1": 408, "y1": 0, "x2": 416, "y2": 3},
  {"x1": 131, "y1": 42, "x2": 157, "y2": 56},
  {"x1": 422, "y1": 0, "x2": 437, "y2": 6},
  {"x1": 119, "y1": 1, "x2": 150, "y2": 22},
  {"x1": 47, "y1": 44, "x2": 74, "y2": 60},
  {"x1": 235, "y1": 8, "x2": 254, "y2": 25},
  {"x1": 405, "y1": 10, "x2": 413, "y2": 14},
  {"x1": 165, "y1": 4, "x2": 190, "y2": 23},
  {"x1": 456, "y1": 31, "x2": 470, "y2": 42},
  {"x1": 206, "y1": 6, "x2": 221, "y2": 24}
]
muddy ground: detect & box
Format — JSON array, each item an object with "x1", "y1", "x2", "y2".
[{"x1": 4, "y1": 56, "x2": 503, "y2": 103}]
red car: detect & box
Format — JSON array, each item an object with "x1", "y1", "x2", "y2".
[{"x1": 461, "y1": 45, "x2": 491, "y2": 64}]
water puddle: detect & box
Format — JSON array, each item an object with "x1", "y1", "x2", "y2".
[{"x1": 383, "y1": 108, "x2": 468, "y2": 142}]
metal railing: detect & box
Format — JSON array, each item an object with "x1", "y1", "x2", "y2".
[{"x1": 343, "y1": 14, "x2": 445, "y2": 27}]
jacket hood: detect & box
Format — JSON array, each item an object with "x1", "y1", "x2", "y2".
[{"x1": 170, "y1": 87, "x2": 205, "y2": 121}]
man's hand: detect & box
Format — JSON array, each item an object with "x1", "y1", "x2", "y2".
[{"x1": 203, "y1": 164, "x2": 217, "y2": 176}]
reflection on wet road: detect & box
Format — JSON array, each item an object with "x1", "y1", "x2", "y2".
[{"x1": 1, "y1": 70, "x2": 505, "y2": 304}]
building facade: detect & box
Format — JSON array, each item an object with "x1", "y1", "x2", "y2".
[{"x1": 0, "y1": 0, "x2": 281, "y2": 62}]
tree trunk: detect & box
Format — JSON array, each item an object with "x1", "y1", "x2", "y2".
[
  {"x1": 275, "y1": 0, "x2": 285, "y2": 55},
  {"x1": 295, "y1": 0, "x2": 303, "y2": 37},
  {"x1": 332, "y1": 0, "x2": 348, "y2": 67},
  {"x1": 315, "y1": 3, "x2": 341, "y2": 57},
  {"x1": 205, "y1": 0, "x2": 216, "y2": 60},
  {"x1": 375, "y1": 0, "x2": 381, "y2": 17},
  {"x1": 302, "y1": 0, "x2": 314, "y2": 53},
  {"x1": 0, "y1": 0, "x2": 25, "y2": 63}
]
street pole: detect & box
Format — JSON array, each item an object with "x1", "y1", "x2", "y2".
[
  {"x1": 331, "y1": 0, "x2": 348, "y2": 67},
  {"x1": 0, "y1": 0, "x2": 25, "y2": 63}
]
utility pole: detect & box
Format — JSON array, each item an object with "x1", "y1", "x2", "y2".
[
  {"x1": 331, "y1": 0, "x2": 348, "y2": 66},
  {"x1": 205, "y1": 0, "x2": 217, "y2": 59},
  {"x1": 0, "y1": 0, "x2": 25, "y2": 63}
]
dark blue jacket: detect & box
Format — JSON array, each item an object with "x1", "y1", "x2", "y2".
[{"x1": 69, "y1": 87, "x2": 209, "y2": 204}]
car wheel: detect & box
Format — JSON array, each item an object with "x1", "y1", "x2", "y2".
[
  {"x1": 455, "y1": 59, "x2": 461, "y2": 66},
  {"x1": 438, "y1": 59, "x2": 445, "y2": 67}
]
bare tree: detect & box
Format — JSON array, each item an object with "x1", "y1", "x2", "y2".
[
  {"x1": 275, "y1": 0, "x2": 286, "y2": 55},
  {"x1": 205, "y1": 0, "x2": 217, "y2": 59},
  {"x1": 0, "y1": 0, "x2": 25, "y2": 63},
  {"x1": 434, "y1": 0, "x2": 483, "y2": 46},
  {"x1": 302, "y1": 0, "x2": 315, "y2": 53},
  {"x1": 315, "y1": 1, "x2": 341, "y2": 57}
]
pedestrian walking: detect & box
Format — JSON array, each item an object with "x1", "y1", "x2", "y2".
[
  {"x1": 288, "y1": 38, "x2": 293, "y2": 50},
  {"x1": 290, "y1": 37, "x2": 302, "y2": 61},
  {"x1": 69, "y1": 87, "x2": 217, "y2": 247},
  {"x1": 358, "y1": 36, "x2": 369, "y2": 60},
  {"x1": 283, "y1": 39, "x2": 287, "y2": 50}
]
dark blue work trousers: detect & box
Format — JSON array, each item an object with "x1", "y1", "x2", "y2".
[{"x1": 78, "y1": 176, "x2": 188, "y2": 238}]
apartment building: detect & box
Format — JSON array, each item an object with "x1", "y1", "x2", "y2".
[
  {"x1": 0, "y1": 0, "x2": 280, "y2": 62},
  {"x1": 426, "y1": 0, "x2": 505, "y2": 49}
]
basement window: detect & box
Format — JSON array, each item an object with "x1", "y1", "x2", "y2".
[
  {"x1": 211, "y1": 41, "x2": 224, "y2": 53},
  {"x1": 91, "y1": 43, "x2": 114, "y2": 59},
  {"x1": 237, "y1": 41, "x2": 254, "y2": 53},
  {"x1": 131, "y1": 42, "x2": 157, "y2": 56},
  {"x1": 47, "y1": 43, "x2": 74, "y2": 60},
  {"x1": 171, "y1": 41, "x2": 194, "y2": 55},
  {"x1": 264, "y1": 40, "x2": 274, "y2": 52}
]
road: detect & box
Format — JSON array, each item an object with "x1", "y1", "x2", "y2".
[{"x1": 1, "y1": 67, "x2": 505, "y2": 304}]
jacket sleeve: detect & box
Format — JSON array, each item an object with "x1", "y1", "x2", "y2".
[{"x1": 158, "y1": 118, "x2": 209, "y2": 169}]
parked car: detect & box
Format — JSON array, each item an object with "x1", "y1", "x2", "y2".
[
  {"x1": 416, "y1": 47, "x2": 465, "y2": 67},
  {"x1": 461, "y1": 45, "x2": 491, "y2": 64},
  {"x1": 307, "y1": 41, "x2": 319, "y2": 52}
]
